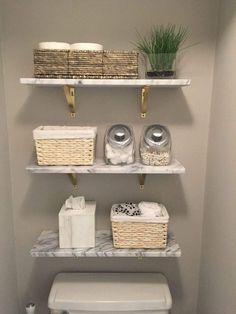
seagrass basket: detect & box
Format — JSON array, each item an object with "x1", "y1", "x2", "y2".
[
  {"x1": 111, "y1": 204, "x2": 169, "y2": 249},
  {"x1": 34, "y1": 49, "x2": 69, "y2": 78},
  {"x1": 33, "y1": 126, "x2": 97, "y2": 166},
  {"x1": 33, "y1": 49, "x2": 139, "y2": 79},
  {"x1": 103, "y1": 50, "x2": 138, "y2": 78},
  {"x1": 69, "y1": 50, "x2": 103, "y2": 78}
]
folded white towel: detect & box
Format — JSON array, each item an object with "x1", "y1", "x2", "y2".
[
  {"x1": 65, "y1": 195, "x2": 86, "y2": 210},
  {"x1": 138, "y1": 201, "x2": 162, "y2": 217}
]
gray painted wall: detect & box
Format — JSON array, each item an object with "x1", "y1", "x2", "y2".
[
  {"x1": 0, "y1": 3, "x2": 18, "y2": 312},
  {"x1": 198, "y1": 1, "x2": 236, "y2": 313},
  {"x1": 0, "y1": 0, "x2": 224, "y2": 313}
]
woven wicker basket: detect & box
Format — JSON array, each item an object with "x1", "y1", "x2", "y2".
[
  {"x1": 69, "y1": 50, "x2": 103, "y2": 78},
  {"x1": 111, "y1": 204, "x2": 169, "y2": 249},
  {"x1": 34, "y1": 49, "x2": 69, "y2": 78},
  {"x1": 33, "y1": 49, "x2": 139, "y2": 79},
  {"x1": 103, "y1": 50, "x2": 138, "y2": 78},
  {"x1": 33, "y1": 126, "x2": 97, "y2": 166}
]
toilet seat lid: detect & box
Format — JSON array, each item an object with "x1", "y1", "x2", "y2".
[{"x1": 48, "y1": 272, "x2": 172, "y2": 311}]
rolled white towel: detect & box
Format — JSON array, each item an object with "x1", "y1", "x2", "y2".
[
  {"x1": 38, "y1": 42, "x2": 70, "y2": 50},
  {"x1": 65, "y1": 195, "x2": 86, "y2": 210},
  {"x1": 70, "y1": 42, "x2": 103, "y2": 51},
  {"x1": 138, "y1": 201, "x2": 163, "y2": 217}
]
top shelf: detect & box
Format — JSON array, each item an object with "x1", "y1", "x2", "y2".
[
  {"x1": 20, "y1": 78, "x2": 191, "y2": 118},
  {"x1": 20, "y1": 78, "x2": 191, "y2": 87}
]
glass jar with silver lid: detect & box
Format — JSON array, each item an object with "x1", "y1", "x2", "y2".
[
  {"x1": 140, "y1": 124, "x2": 172, "y2": 166},
  {"x1": 104, "y1": 124, "x2": 135, "y2": 165}
]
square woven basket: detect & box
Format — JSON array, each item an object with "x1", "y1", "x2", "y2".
[
  {"x1": 33, "y1": 126, "x2": 97, "y2": 166},
  {"x1": 69, "y1": 50, "x2": 103, "y2": 78},
  {"x1": 34, "y1": 49, "x2": 69, "y2": 78},
  {"x1": 111, "y1": 204, "x2": 169, "y2": 249},
  {"x1": 102, "y1": 50, "x2": 139, "y2": 78}
]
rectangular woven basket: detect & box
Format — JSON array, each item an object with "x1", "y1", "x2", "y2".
[
  {"x1": 103, "y1": 50, "x2": 139, "y2": 78},
  {"x1": 34, "y1": 49, "x2": 69, "y2": 78},
  {"x1": 111, "y1": 204, "x2": 169, "y2": 249},
  {"x1": 69, "y1": 50, "x2": 103, "y2": 79},
  {"x1": 33, "y1": 49, "x2": 139, "y2": 79},
  {"x1": 33, "y1": 126, "x2": 97, "y2": 166}
]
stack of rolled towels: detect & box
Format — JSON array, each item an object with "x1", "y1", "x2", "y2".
[
  {"x1": 38, "y1": 42, "x2": 103, "y2": 51},
  {"x1": 112, "y1": 201, "x2": 163, "y2": 217}
]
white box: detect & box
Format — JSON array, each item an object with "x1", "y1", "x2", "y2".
[{"x1": 59, "y1": 201, "x2": 96, "y2": 248}]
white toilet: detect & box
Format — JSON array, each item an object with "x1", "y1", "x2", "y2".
[{"x1": 48, "y1": 272, "x2": 172, "y2": 314}]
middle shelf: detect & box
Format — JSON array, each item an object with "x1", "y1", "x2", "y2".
[
  {"x1": 26, "y1": 158, "x2": 185, "y2": 174},
  {"x1": 27, "y1": 158, "x2": 185, "y2": 187}
]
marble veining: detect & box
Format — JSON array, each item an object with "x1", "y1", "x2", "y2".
[
  {"x1": 30, "y1": 230, "x2": 181, "y2": 257},
  {"x1": 20, "y1": 77, "x2": 191, "y2": 87},
  {"x1": 26, "y1": 158, "x2": 185, "y2": 174}
]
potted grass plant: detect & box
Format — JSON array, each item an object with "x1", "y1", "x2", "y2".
[{"x1": 136, "y1": 24, "x2": 187, "y2": 78}]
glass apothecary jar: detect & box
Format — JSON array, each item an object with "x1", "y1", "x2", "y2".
[
  {"x1": 104, "y1": 124, "x2": 135, "y2": 165},
  {"x1": 140, "y1": 125, "x2": 172, "y2": 166}
]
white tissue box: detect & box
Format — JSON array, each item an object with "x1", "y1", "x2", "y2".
[{"x1": 59, "y1": 201, "x2": 96, "y2": 248}]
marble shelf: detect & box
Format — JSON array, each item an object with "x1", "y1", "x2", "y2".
[
  {"x1": 31, "y1": 230, "x2": 181, "y2": 258},
  {"x1": 20, "y1": 78, "x2": 191, "y2": 87},
  {"x1": 20, "y1": 77, "x2": 191, "y2": 117},
  {"x1": 26, "y1": 158, "x2": 185, "y2": 174}
]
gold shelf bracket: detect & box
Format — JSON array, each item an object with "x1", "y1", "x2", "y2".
[
  {"x1": 139, "y1": 174, "x2": 146, "y2": 189},
  {"x1": 141, "y1": 86, "x2": 150, "y2": 118},
  {"x1": 63, "y1": 85, "x2": 76, "y2": 118},
  {"x1": 67, "y1": 173, "x2": 78, "y2": 188}
]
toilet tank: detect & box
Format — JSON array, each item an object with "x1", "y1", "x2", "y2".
[{"x1": 48, "y1": 272, "x2": 172, "y2": 314}]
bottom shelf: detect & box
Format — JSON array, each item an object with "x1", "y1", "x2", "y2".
[{"x1": 31, "y1": 230, "x2": 181, "y2": 258}]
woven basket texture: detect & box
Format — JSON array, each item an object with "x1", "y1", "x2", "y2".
[
  {"x1": 34, "y1": 49, "x2": 69, "y2": 78},
  {"x1": 35, "y1": 138, "x2": 95, "y2": 166},
  {"x1": 112, "y1": 221, "x2": 168, "y2": 249},
  {"x1": 69, "y1": 50, "x2": 103, "y2": 78},
  {"x1": 102, "y1": 50, "x2": 138, "y2": 78},
  {"x1": 33, "y1": 49, "x2": 139, "y2": 79}
]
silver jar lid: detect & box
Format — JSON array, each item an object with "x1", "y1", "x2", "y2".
[
  {"x1": 107, "y1": 124, "x2": 132, "y2": 147},
  {"x1": 144, "y1": 124, "x2": 170, "y2": 147}
]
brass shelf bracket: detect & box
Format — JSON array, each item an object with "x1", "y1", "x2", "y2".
[
  {"x1": 63, "y1": 85, "x2": 76, "y2": 118},
  {"x1": 139, "y1": 174, "x2": 146, "y2": 189},
  {"x1": 141, "y1": 86, "x2": 150, "y2": 118},
  {"x1": 68, "y1": 173, "x2": 78, "y2": 188}
]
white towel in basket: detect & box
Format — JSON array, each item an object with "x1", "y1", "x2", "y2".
[
  {"x1": 111, "y1": 203, "x2": 169, "y2": 223},
  {"x1": 138, "y1": 202, "x2": 163, "y2": 217}
]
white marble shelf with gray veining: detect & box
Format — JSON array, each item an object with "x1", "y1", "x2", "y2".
[
  {"x1": 26, "y1": 158, "x2": 185, "y2": 174},
  {"x1": 20, "y1": 78, "x2": 191, "y2": 87},
  {"x1": 31, "y1": 230, "x2": 181, "y2": 258}
]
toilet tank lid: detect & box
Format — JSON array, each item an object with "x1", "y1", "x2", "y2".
[{"x1": 48, "y1": 272, "x2": 172, "y2": 311}]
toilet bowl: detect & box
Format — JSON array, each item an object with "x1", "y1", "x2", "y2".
[{"x1": 48, "y1": 272, "x2": 172, "y2": 314}]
